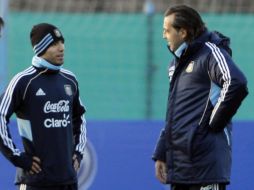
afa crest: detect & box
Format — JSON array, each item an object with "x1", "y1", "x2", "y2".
[
  {"x1": 64, "y1": 85, "x2": 73, "y2": 96},
  {"x1": 186, "y1": 61, "x2": 195, "y2": 73}
]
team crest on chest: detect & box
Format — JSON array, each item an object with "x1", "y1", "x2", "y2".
[
  {"x1": 64, "y1": 85, "x2": 73, "y2": 96},
  {"x1": 186, "y1": 61, "x2": 195, "y2": 73}
]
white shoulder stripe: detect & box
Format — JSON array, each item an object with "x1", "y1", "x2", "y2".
[
  {"x1": 205, "y1": 42, "x2": 231, "y2": 125},
  {"x1": 207, "y1": 42, "x2": 230, "y2": 81},
  {"x1": 0, "y1": 67, "x2": 36, "y2": 155},
  {"x1": 0, "y1": 66, "x2": 35, "y2": 116},
  {"x1": 60, "y1": 68, "x2": 76, "y2": 77}
]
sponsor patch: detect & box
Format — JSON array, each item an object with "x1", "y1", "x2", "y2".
[{"x1": 44, "y1": 100, "x2": 70, "y2": 113}]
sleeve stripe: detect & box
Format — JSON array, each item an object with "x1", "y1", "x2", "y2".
[
  {"x1": 0, "y1": 67, "x2": 35, "y2": 155},
  {"x1": 61, "y1": 69, "x2": 86, "y2": 153},
  {"x1": 206, "y1": 42, "x2": 231, "y2": 81},
  {"x1": 205, "y1": 42, "x2": 232, "y2": 125},
  {"x1": 76, "y1": 97, "x2": 87, "y2": 153},
  {"x1": 76, "y1": 115, "x2": 87, "y2": 153}
]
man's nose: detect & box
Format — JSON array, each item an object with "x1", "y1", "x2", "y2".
[{"x1": 162, "y1": 31, "x2": 166, "y2": 39}]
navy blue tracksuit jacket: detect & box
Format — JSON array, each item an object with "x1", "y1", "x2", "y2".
[
  {"x1": 0, "y1": 66, "x2": 86, "y2": 186},
  {"x1": 153, "y1": 30, "x2": 248, "y2": 184}
]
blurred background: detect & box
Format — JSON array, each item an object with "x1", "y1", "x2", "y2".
[{"x1": 0, "y1": 0, "x2": 253, "y2": 189}]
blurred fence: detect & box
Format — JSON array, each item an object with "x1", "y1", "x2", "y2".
[
  {"x1": 9, "y1": 0, "x2": 254, "y2": 13},
  {"x1": 5, "y1": 12, "x2": 253, "y2": 120}
]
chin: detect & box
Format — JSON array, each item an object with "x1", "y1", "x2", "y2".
[
  {"x1": 57, "y1": 60, "x2": 64, "y2": 65},
  {"x1": 169, "y1": 47, "x2": 174, "y2": 52}
]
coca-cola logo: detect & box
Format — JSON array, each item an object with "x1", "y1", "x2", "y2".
[{"x1": 44, "y1": 100, "x2": 70, "y2": 113}]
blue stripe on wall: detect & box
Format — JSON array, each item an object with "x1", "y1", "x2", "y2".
[{"x1": 0, "y1": 120, "x2": 253, "y2": 190}]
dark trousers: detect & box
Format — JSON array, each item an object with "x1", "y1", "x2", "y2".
[
  {"x1": 171, "y1": 183, "x2": 226, "y2": 190},
  {"x1": 17, "y1": 183, "x2": 78, "y2": 190}
]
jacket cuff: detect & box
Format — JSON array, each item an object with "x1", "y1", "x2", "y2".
[
  {"x1": 152, "y1": 152, "x2": 166, "y2": 162},
  {"x1": 10, "y1": 152, "x2": 33, "y2": 171},
  {"x1": 74, "y1": 151, "x2": 83, "y2": 165}
]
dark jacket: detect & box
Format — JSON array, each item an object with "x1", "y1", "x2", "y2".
[
  {"x1": 153, "y1": 30, "x2": 248, "y2": 184},
  {"x1": 0, "y1": 66, "x2": 86, "y2": 186}
]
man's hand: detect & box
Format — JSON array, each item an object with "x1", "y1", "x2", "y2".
[
  {"x1": 155, "y1": 160, "x2": 167, "y2": 184},
  {"x1": 72, "y1": 154, "x2": 80, "y2": 172},
  {"x1": 29, "y1": 156, "x2": 42, "y2": 175}
]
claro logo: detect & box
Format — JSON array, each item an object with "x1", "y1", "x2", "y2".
[
  {"x1": 44, "y1": 114, "x2": 70, "y2": 128},
  {"x1": 44, "y1": 100, "x2": 70, "y2": 113}
]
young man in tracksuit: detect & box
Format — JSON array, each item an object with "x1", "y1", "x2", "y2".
[
  {"x1": 0, "y1": 23, "x2": 87, "y2": 190},
  {"x1": 152, "y1": 5, "x2": 248, "y2": 190}
]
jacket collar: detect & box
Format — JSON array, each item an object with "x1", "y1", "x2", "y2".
[
  {"x1": 167, "y1": 29, "x2": 210, "y2": 60},
  {"x1": 174, "y1": 42, "x2": 188, "y2": 58}
]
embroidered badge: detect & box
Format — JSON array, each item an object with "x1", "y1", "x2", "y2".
[
  {"x1": 186, "y1": 61, "x2": 194, "y2": 73},
  {"x1": 64, "y1": 85, "x2": 72, "y2": 96}
]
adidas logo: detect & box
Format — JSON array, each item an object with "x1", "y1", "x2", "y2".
[{"x1": 36, "y1": 88, "x2": 46, "y2": 96}]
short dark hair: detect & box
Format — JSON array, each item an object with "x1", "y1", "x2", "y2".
[
  {"x1": 0, "y1": 17, "x2": 4, "y2": 29},
  {"x1": 164, "y1": 5, "x2": 205, "y2": 42}
]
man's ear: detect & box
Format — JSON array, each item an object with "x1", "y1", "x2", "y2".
[{"x1": 179, "y1": 28, "x2": 187, "y2": 40}]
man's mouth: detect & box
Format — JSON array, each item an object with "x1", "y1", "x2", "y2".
[{"x1": 57, "y1": 55, "x2": 64, "y2": 59}]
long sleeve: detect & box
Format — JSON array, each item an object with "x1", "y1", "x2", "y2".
[
  {"x1": 206, "y1": 42, "x2": 248, "y2": 131},
  {"x1": 152, "y1": 129, "x2": 167, "y2": 162},
  {"x1": 0, "y1": 73, "x2": 33, "y2": 170},
  {"x1": 72, "y1": 81, "x2": 87, "y2": 156}
]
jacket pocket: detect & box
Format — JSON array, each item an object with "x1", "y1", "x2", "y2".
[{"x1": 190, "y1": 125, "x2": 214, "y2": 162}]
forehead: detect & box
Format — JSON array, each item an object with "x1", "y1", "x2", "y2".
[{"x1": 163, "y1": 14, "x2": 175, "y2": 28}]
